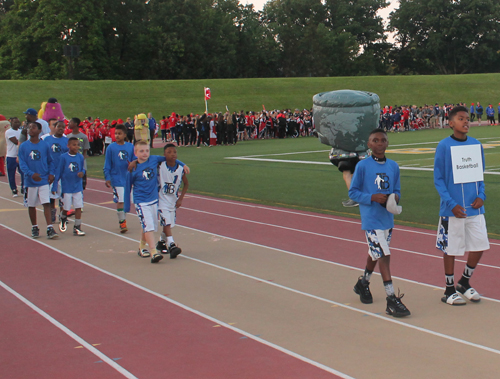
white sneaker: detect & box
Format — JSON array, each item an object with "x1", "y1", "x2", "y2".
[
  {"x1": 441, "y1": 292, "x2": 466, "y2": 306},
  {"x1": 456, "y1": 284, "x2": 481, "y2": 302}
]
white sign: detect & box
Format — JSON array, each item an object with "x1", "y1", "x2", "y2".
[{"x1": 451, "y1": 144, "x2": 484, "y2": 184}]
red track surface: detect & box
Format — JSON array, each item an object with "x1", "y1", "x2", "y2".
[{"x1": 0, "y1": 225, "x2": 340, "y2": 379}]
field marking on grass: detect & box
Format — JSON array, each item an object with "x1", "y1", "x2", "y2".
[{"x1": 6, "y1": 201, "x2": 500, "y2": 358}]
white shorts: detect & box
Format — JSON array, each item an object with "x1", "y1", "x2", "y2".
[
  {"x1": 50, "y1": 180, "x2": 62, "y2": 200},
  {"x1": 24, "y1": 185, "x2": 50, "y2": 207},
  {"x1": 113, "y1": 186, "x2": 125, "y2": 204},
  {"x1": 365, "y1": 229, "x2": 393, "y2": 261},
  {"x1": 135, "y1": 202, "x2": 158, "y2": 233},
  {"x1": 62, "y1": 192, "x2": 84, "y2": 211},
  {"x1": 158, "y1": 208, "x2": 176, "y2": 227},
  {"x1": 436, "y1": 215, "x2": 490, "y2": 256}
]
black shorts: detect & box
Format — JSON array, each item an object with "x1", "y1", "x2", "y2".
[{"x1": 331, "y1": 157, "x2": 359, "y2": 174}]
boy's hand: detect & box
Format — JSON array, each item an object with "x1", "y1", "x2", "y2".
[
  {"x1": 176, "y1": 198, "x2": 183, "y2": 208},
  {"x1": 128, "y1": 160, "x2": 138, "y2": 172},
  {"x1": 48, "y1": 174, "x2": 55, "y2": 184},
  {"x1": 371, "y1": 194, "x2": 388, "y2": 204},
  {"x1": 77, "y1": 172, "x2": 84, "y2": 178},
  {"x1": 184, "y1": 165, "x2": 190, "y2": 175},
  {"x1": 51, "y1": 191, "x2": 56, "y2": 195},
  {"x1": 105, "y1": 180, "x2": 111, "y2": 188},
  {"x1": 451, "y1": 204, "x2": 467, "y2": 218},
  {"x1": 32, "y1": 173, "x2": 41, "y2": 182},
  {"x1": 471, "y1": 197, "x2": 484, "y2": 209}
]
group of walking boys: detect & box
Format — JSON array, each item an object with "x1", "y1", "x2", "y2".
[
  {"x1": 348, "y1": 105, "x2": 489, "y2": 317},
  {"x1": 9, "y1": 114, "x2": 189, "y2": 264}
]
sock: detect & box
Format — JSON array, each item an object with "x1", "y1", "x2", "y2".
[
  {"x1": 445, "y1": 274, "x2": 455, "y2": 296},
  {"x1": 161, "y1": 232, "x2": 167, "y2": 241},
  {"x1": 32, "y1": 224, "x2": 38, "y2": 229},
  {"x1": 140, "y1": 240, "x2": 147, "y2": 250},
  {"x1": 361, "y1": 268, "x2": 373, "y2": 284},
  {"x1": 383, "y1": 280, "x2": 395, "y2": 297},
  {"x1": 151, "y1": 248, "x2": 158, "y2": 256},
  {"x1": 47, "y1": 224, "x2": 53, "y2": 229},
  {"x1": 458, "y1": 265, "x2": 475, "y2": 288},
  {"x1": 167, "y1": 236, "x2": 174, "y2": 245},
  {"x1": 117, "y1": 208, "x2": 125, "y2": 222},
  {"x1": 75, "y1": 219, "x2": 82, "y2": 227}
]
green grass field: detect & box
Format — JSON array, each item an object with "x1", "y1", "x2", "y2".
[
  {"x1": 2, "y1": 73, "x2": 500, "y2": 120},
  {"x1": 86, "y1": 125, "x2": 500, "y2": 237}
]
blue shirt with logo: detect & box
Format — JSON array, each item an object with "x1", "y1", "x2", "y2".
[
  {"x1": 18, "y1": 139, "x2": 54, "y2": 187},
  {"x1": 52, "y1": 153, "x2": 85, "y2": 194},
  {"x1": 103, "y1": 142, "x2": 135, "y2": 187}
]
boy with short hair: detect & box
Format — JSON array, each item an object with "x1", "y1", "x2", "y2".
[
  {"x1": 156, "y1": 143, "x2": 189, "y2": 259},
  {"x1": 52, "y1": 137, "x2": 86, "y2": 236},
  {"x1": 18, "y1": 122, "x2": 58, "y2": 239},
  {"x1": 5, "y1": 117, "x2": 22, "y2": 196},
  {"x1": 349, "y1": 128, "x2": 410, "y2": 317},
  {"x1": 124, "y1": 140, "x2": 166, "y2": 263},
  {"x1": 434, "y1": 105, "x2": 489, "y2": 305},
  {"x1": 67, "y1": 118, "x2": 89, "y2": 189},
  {"x1": 103, "y1": 124, "x2": 135, "y2": 233},
  {"x1": 43, "y1": 121, "x2": 69, "y2": 223}
]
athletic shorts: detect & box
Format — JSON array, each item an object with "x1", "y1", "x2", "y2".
[
  {"x1": 330, "y1": 157, "x2": 359, "y2": 174},
  {"x1": 135, "y1": 201, "x2": 158, "y2": 233},
  {"x1": 436, "y1": 215, "x2": 490, "y2": 256},
  {"x1": 50, "y1": 180, "x2": 62, "y2": 200},
  {"x1": 113, "y1": 186, "x2": 125, "y2": 204},
  {"x1": 24, "y1": 185, "x2": 50, "y2": 207},
  {"x1": 62, "y1": 192, "x2": 84, "y2": 211},
  {"x1": 365, "y1": 229, "x2": 393, "y2": 261},
  {"x1": 158, "y1": 208, "x2": 176, "y2": 228}
]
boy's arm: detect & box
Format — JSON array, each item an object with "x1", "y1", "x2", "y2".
[
  {"x1": 176, "y1": 172, "x2": 189, "y2": 208},
  {"x1": 175, "y1": 159, "x2": 190, "y2": 174},
  {"x1": 47, "y1": 145, "x2": 55, "y2": 184},
  {"x1": 347, "y1": 165, "x2": 372, "y2": 205},
  {"x1": 18, "y1": 145, "x2": 35, "y2": 180},
  {"x1": 472, "y1": 145, "x2": 487, "y2": 209},
  {"x1": 433, "y1": 143, "x2": 459, "y2": 211},
  {"x1": 52, "y1": 156, "x2": 65, "y2": 193},
  {"x1": 103, "y1": 146, "x2": 112, "y2": 186},
  {"x1": 393, "y1": 164, "x2": 401, "y2": 202},
  {"x1": 123, "y1": 171, "x2": 133, "y2": 213}
]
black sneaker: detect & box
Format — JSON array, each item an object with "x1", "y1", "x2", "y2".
[
  {"x1": 47, "y1": 227, "x2": 59, "y2": 239},
  {"x1": 31, "y1": 226, "x2": 40, "y2": 238},
  {"x1": 20, "y1": 187, "x2": 25, "y2": 195},
  {"x1": 354, "y1": 277, "x2": 373, "y2": 304},
  {"x1": 151, "y1": 252, "x2": 164, "y2": 263},
  {"x1": 73, "y1": 226, "x2": 86, "y2": 236},
  {"x1": 168, "y1": 242, "x2": 182, "y2": 259},
  {"x1": 59, "y1": 217, "x2": 68, "y2": 233},
  {"x1": 386, "y1": 291, "x2": 411, "y2": 318},
  {"x1": 156, "y1": 240, "x2": 168, "y2": 254},
  {"x1": 12, "y1": 189, "x2": 18, "y2": 198}
]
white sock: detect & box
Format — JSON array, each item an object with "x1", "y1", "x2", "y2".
[
  {"x1": 167, "y1": 236, "x2": 174, "y2": 245},
  {"x1": 161, "y1": 232, "x2": 167, "y2": 241}
]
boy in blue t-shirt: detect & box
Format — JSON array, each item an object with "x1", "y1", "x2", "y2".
[
  {"x1": 103, "y1": 124, "x2": 135, "y2": 233},
  {"x1": 349, "y1": 129, "x2": 410, "y2": 317},
  {"x1": 18, "y1": 122, "x2": 58, "y2": 239},
  {"x1": 43, "y1": 120, "x2": 69, "y2": 224},
  {"x1": 434, "y1": 105, "x2": 489, "y2": 305},
  {"x1": 124, "y1": 140, "x2": 166, "y2": 263},
  {"x1": 52, "y1": 137, "x2": 86, "y2": 236}
]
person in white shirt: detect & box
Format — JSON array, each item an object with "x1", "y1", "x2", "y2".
[{"x1": 5, "y1": 117, "x2": 22, "y2": 196}]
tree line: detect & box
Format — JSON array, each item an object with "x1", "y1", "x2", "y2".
[{"x1": 1, "y1": 0, "x2": 500, "y2": 80}]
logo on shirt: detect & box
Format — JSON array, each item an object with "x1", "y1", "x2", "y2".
[
  {"x1": 29, "y1": 150, "x2": 41, "y2": 160},
  {"x1": 118, "y1": 150, "x2": 128, "y2": 160},
  {"x1": 375, "y1": 173, "x2": 390, "y2": 190},
  {"x1": 68, "y1": 162, "x2": 79, "y2": 172},
  {"x1": 51, "y1": 143, "x2": 61, "y2": 153},
  {"x1": 163, "y1": 182, "x2": 175, "y2": 194},
  {"x1": 142, "y1": 168, "x2": 154, "y2": 180}
]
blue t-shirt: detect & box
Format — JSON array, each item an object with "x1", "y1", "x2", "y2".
[
  {"x1": 43, "y1": 135, "x2": 69, "y2": 164},
  {"x1": 434, "y1": 135, "x2": 485, "y2": 217},
  {"x1": 52, "y1": 153, "x2": 86, "y2": 194},
  {"x1": 349, "y1": 156, "x2": 401, "y2": 230},
  {"x1": 18, "y1": 139, "x2": 54, "y2": 187},
  {"x1": 103, "y1": 142, "x2": 135, "y2": 187}
]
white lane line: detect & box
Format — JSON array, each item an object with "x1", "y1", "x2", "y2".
[
  {"x1": 0, "y1": 277, "x2": 138, "y2": 379},
  {"x1": 0, "y1": 224, "x2": 353, "y2": 379},
  {"x1": 184, "y1": 194, "x2": 500, "y2": 246},
  {"x1": 6, "y1": 212, "x2": 500, "y2": 357},
  {"x1": 4, "y1": 200, "x2": 500, "y2": 356}
]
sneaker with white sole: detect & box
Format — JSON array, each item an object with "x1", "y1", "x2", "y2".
[
  {"x1": 386, "y1": 292, "x2": 411, "y2": 317},
  {"x1": 456, "y1": 283, "x2": 481, "y2": 302},
  {"x1": 441, "y1": 292, "x2": 466, "y2": 305},
  {"x1": 168, "y1": 242, "x2": 182, "y2": 259},
  {"x1": 59, "y1": 217, "x2": 68, "y2": 233},
  {"x1": 47, "y1": 226, "x2": 59, "y2": 239},
  {"x1": 31, "y1": 226, "x2": 40, "y2": 238},
  {"x1": 156, "y1": 240, "x2": 168, "y2": 254},
  {"x1": 73, "y1": 226, "x2": 86, "y2": 236},
  {"x1": 138, "y1": 249, "x2": 150, "y2": 258},
  {"x1": 342, "y1": 199, "x2": 359, "y2": 207},
  {"x1": 353, "y1": 277, "x2": 373, "y2": 304},
  {"x1": 151, "y1": 252, "x2": 164, "y2": 263},
  {"x1": 12, "y1": 189, "x2": 18, "y2": 198}
]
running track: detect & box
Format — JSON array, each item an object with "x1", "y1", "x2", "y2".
[{"x1": 1, "y1": 174, "x2": 500, "y2": 378}]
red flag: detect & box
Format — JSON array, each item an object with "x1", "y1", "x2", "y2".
[{"x1": 204, "y1": 87, "x2": 211, "y2": 100}]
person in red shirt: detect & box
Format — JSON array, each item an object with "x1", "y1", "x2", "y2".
[{"x1": 160, "y1": 116, "x2": 168, "y2": 142}]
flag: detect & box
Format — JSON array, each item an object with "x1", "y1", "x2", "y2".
[{"x1": 204, "y1": 87, "x2": 211, "y2": 100}]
